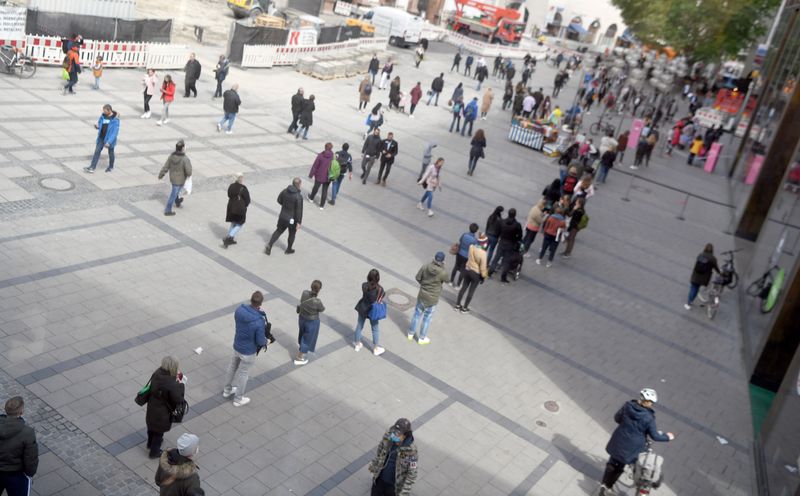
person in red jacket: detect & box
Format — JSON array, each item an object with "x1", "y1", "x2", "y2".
[
  {"x1": 157, "y1": 75, "x2": 176, "y2": 126},
  {"x1": 536, "y1": 206, "x2": 567, "y2": 267},
  {"x1": 409, "y1": 82, "x2": 423, "y2": 118}
]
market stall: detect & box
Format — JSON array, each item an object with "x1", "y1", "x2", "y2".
[{"x1": 507, "y1": 115, "x2": 563, "y2": 151}]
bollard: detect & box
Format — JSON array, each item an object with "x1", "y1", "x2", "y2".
[
  {"x1": 621, "y1": 171, "x2": 636, "y2": 202},
  {"x1": 676, "y1": 193, "x2": 690, "y2": 220}
]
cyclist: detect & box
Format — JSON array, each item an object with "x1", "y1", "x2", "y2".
[
  {"x1": 685, "y1": 243, "x2": 720, "y2": 310},
  {"x1": 599, "y1": 388, "x2": 675, "y2": 496}
]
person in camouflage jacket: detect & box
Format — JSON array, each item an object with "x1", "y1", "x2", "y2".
[{"x1": 368, "y1": 418, "x2": 418, "y2": 496}]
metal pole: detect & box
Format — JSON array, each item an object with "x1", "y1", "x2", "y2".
[{"x1": 676, "y1": 193, "x2": 690, "y2": 220}]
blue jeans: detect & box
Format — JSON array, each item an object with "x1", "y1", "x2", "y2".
[
  {"x1": 408, "y1": 301, "x2": 436, "y2": 339},
  {"x1": 331, "y1": 176, "x2": 343, "y2": 201},
  {"x1": 420, "y1": 190, "x2": 433, "y2": 209},
  {"x1": 597, "y1": 164, "x2": 610, "y2": 183},
  {"x1": 354, "y1": 314, "x2": 380, "y2": 346},
  {"x1": 539, "y1": 234, "x2": 559, "y2": 261},
  {"x1": 449, "y1": 114, "x2": 461, "y2": 132},
  {"x1": 228, "y1": 223, "x2": 242, "y2": 237},
  {"x1": 298, "y1": 316, "x2": 321, "y2": 353},
  {"x1": 219, "y1": 112, "x2": 236, "y2": 131},
  {"x1": 461, "y1": 118, "x2": 474, "y2": 136},
  {"x1": 93, "y1": 76, "x2": 100, "y2": 90},
  {"x1": 427, "y1": 90, "x2": 440, "y2": 105},
  {"x1": 688, "y1": 283, "x2": 700, "y2": 305},
  {"x1": 297, "y1": 125, "x2": 310, "y2": 139},
  {"x1": 165, "y1": 184, "x2": 181, "y2": 213},
  {"x1": 89, "y1": 141, "x2": 115, "y2": 171}
]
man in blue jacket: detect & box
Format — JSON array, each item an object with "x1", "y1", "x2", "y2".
[
  {"x1": 599, "y1": 388, "x2": 674, "y2": 496},
  {"x1": 84, "y1": 104, "x2": 119, "y2": 173},
  {"x1": 222, "y1": 291, "x2": 268, "y2": 407},
  {"x1": 461, "y1": 97, "x2": 479, "y2": 137}
]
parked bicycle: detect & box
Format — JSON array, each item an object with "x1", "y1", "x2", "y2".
[
  {"x1": 589, "y1": 117, "x2": 616, "y2": 136},
  {"x1": 701, "y1": 249, "x2": 740, "y2": 320},
  {"x1": 746, "y1": 265, "x2": 785, "y2": 314},
  {"x1": 0, "y1": 45, "x2": 36, "y2": 79}
]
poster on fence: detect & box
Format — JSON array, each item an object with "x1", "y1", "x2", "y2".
[
  {"x1": 287, "y1": 28, "x2": 318, "y2": 46},
  {"x1": 0, "y1": 7, "x2": 26, "y2": 39},
  {"x1": 333, "y1": 1, "x2": 353, "y2": 16}
]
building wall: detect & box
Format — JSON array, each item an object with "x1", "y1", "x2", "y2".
[{"x1": 523, "y1": 0, "x2": 625, "y2": 44}]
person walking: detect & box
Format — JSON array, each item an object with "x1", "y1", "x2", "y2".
[
  {"x1": 427, "y1": 73, "x2": 444, "y2": 106},
  {"x1": 183, "y1": 53, "x2": 201, "y2": 97},
  {"x1": 157, "y1": 140, "x2": 192, "y2": 216},
  {"x1": 450, "y1": 223, "x2": 479, "y2": 289},
  {"x1": 461, "y1": 97, "x2": 479, "y2": 136},
  {"x1": 480, "y1": 88, "x2": 493, "y2": 119},
  {"x1": 307, "y1": 142, "x2": 334, "y2": 209},
  {"x1": 91, "y1": 55, "x2": 104, "y2": 90},
  {"x1": 330, "y1": 143, "x2": 352, "y2": 206},
  {"x1": 376, "y1": 132, "x2": 398, "y2": 186},
  {"x1": 538, "y1": 96, "x2": 552, "y2": 120},
  {"x1": 265, "y1": 178, "x2": 304, "y2": 255},
  {"x1": 687, "y1": 135, "x2": 704, "y2": 166},
  {"x1": 156, "y1": 75, "x2": 176, "y2": 126},
  {"x1": 223, "y1": 172, "x2": 250, "y2": 248},
  {"x1": 417, "y1": 157, "x2": 444, "y2": 217},
  {"x1": 388, "y1": 76, "x2": 401, "y2": 110},
  {"x1": 368, "y1": 53, "x2": 380, "y2": 84},
  {"x1": 295, "y1": 280, "x2": 325, "y2": 365},
  {"x1": 468, "y1": 129, "x2": 486, "y2": 176},
  {"x1": 537, "y1": 206, "x2": 567, "y2": 268},
  {"x1": 83, "y1": 104, "x2": 119, "y2": 174},
  {"x1": 360, "y1": 128, "x2": 382, "y2": 184},
  {"x1": 450, "y1": 52, "x2": 461, "y2": 72},
  {"x1": 213, "y1": 54, "x2": 229, "y2": 98},
  {"x1": 353, "y1": 269, "x2": 386, "y2": 355},
  {"x1": 144, "y1": 356, "x2": 186, "y2": 458},
  {"x1": 476, "y1": 64, "x2": 488, "y2": 90},
  {"x1": 141, "y1": 68, "x2": 158, "y2": 118},
  {"x1": 417, "y1": 142, "x2": 437, "y2": 181},
  {"x1": 596, "y1": 148, "x2": 616, "y2": 184},
  {"x1": 502, "y1": 82, "x2": 513, "y2": 111},
  {"x1": 561, "y1": 197, "x2": 586, "y2": 258},
  {"x1": 630, "y1": 136, "x2": 648, "y2": 169},
  {"x1": 488, "y1": 208, "x2": 523, "y2": 283},
  {"x1": 414, "y1": 45, "x2": 424, "y2": 68},
  {"x1": 644, "y1": 129, "x2": 658, "y2": 167},
  {"x1": 358, "y1": 77, "x2": 372, "y2": 112},
  {"x1": 368, "y1": 418, "x2": 418, "y2": 496},
  {"x1": 0, "y1": 396, "x2": 38, "y2": 496},
  {"x1": 222, "y1": 291, "x2": 268, "y2": 407},
  {"x1": 365, "y1": 103, "x2": 385, "y2": 136},
  {"x1": 379, "y1": 59, "x2": 393, "y2": 90},
  {"x1": 522, "y1": 198, "x2": 546, "y2": 257},
  {"x1": 616, "y1": 130, "x2": 629, "y2": 164},
  {"x1": 62, "y1": 45, "x2": 81, "y2": 95},
  {"x1": 217, "y1": 83, "x2": 241, "y2": 135},
  {"x1": 685, "y1": 243, "x2": 720, "y2": 310},
  {"x1": 288, "y1": 87, "x2": 305, "y2": 133},
  {"x1": 598, "y1": 389, "x2": 674, "y2": 496},
  {"x1": 155, "y1": 433, "x2": 202, "y2": 495},
  {"x1": 296, "y1": 94, "x2": 315, "y2": 140},
  {"x1": 522, "y1": 92, "x2": 535, "y2": 118},
  {"x1": 408, "y1": 82, "x2": 422, "y2": 117},
  {"x1": 464, "y1": 53, "x2": 474, "y2": 76},
  {"x1": 454, "y1": 233, "x2": 489, "y2": 313},
  {"x1": 449, "y1": 98, "x2": 464, "y2": 133},
  {"x1": 408, "y1": 251, "x2": 449, "y2": 344},
  {"x1": 485, "y1": 206, "x2": 504, "y2": 263}
]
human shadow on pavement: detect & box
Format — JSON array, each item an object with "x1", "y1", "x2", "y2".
[{"x1": 552, "y1": 433, "x2": 605, "y2": 495}]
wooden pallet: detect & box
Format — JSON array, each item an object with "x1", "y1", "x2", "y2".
[{"x1": 254, "y1": 14, "x2": 285, "y2": 28}]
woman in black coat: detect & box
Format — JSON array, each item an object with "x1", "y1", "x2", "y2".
[
  {"x1": 686, "y1": 243, "x2": 719, "y2": 309},
  {"x1": 388, "y1": 76, "x2": 401, "y2": 110},
  {"x1": 468, "y1": 129, "x2": 487, "y2": 176},
  {"x1": 542, "y1": 178, "x2": 562, "y2": 209},
  {"x1": 145, "y1": 356, "x2": 185, "y2": 459},
  {"x1": 296, "y1": 94, "x2": 315, "y2": 140},
  {"x1": 223, "y1": 172, "x2": 251, "y2": 248}
]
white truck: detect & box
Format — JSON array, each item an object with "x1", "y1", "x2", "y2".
[{"x1": 370, "y1": 6, "x2": 423, "y2": 48}]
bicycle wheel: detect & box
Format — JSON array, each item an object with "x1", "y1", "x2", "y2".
[
  {"x1": 746, "y1": 278, "x2": 765, "y2": 297},
  {"x1": 726, "y1": 271, "x2": 739, "y2": 289},
  {"x1": 707, "y1": 296, "x2": 719, "y2": 320},
  {"x1": 589, "y1": 121, "x2": 601, "y2": 136},
  {"x1": 761, "y1": 268, "x2": 785, "y2": 313},
  {"x1": 15, "y1": 58, "x2": 36, "y2": 79}
]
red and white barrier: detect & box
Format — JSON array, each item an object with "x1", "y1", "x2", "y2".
[
  {"x1": 20, "y1": 34, "x2": 186, "y2": 69},
  {"x1": 242, "y1": 37, "x2": 389, "y2": 68}
]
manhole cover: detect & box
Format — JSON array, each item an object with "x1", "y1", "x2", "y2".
[
  {"x1": 631, "y1": 184, "x2": 652, "y2": 194},
  {"x1": 535, "y1": 420, "x2": 547, "y2": 427},
  {"x1": 543, "y1": 400, "x2": 560, "y2": 413},
  {"x1": 383, "y1": 288, "x2": 415, "y2": 311},
  {"x1": 39, "y1": 177, "x2": 74, "y2": 191}
]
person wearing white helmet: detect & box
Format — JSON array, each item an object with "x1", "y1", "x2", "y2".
[{"x1": 599, "y1": 388, "x2": 675, "y2": 496}]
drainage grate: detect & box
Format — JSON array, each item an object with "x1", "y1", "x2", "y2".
[
  {"x1": 535, "y1": 420, "x2": 547, "y2": 427},
  {"x1": 39, "y1": 177, "x2": 75, "y2": 191},
  {"x1": 544, "y1": 400, "x2": 560, "y2": 413}
]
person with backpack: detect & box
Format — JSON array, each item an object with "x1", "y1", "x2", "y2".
[
  {"x1": 685, "y1": 243, "x2": 720, "y2": 309},
  {"x1": 223, "y1": 173, "x2": 250, "y2": 248},
  {"x1": 61, "y1": 45, "x2": 81, "y2": 95},
  {"x1": 329, "y1": 143, "x2": 352, "y2": 206},
  {"x1": 141, "y1": 68, "x2": 158, "y2": 119},
  {"x1": 561, "y1": 197, "x2": 587, "y2": 258},
  {"x1": 143, "y1": 356, "x2": 186, "y2": 458},
  {"x1": 306, "y1": 142, "x2": 334, "y2": 210},
  {"x1": 598, "y1": 389, "x2": 674, "y2": 496},
  {"x1": 461, "y1": 97, "x2": 479, "y2": 137},
  {"x1": 213, "y1": 54, "x2": 229, "y2": 98},
  {"x1": 562, "y1": 166, "x2": 579, "y2": 197},
  {"x1": 537, "y1": 206, "x2": 567, "y2": 268},
  {"x1": 83, "y1": 104, "x2": 120, "y2": 174},
  {"x1": 358, "y1": 76, "x2": 372, "y2": 112},
  {"x1": 288, "y1": 87, "x2": 305, "y2": 133},
  {"x1": 295, "y1": 280, "x2": 325, "y2": 365},
  {"x1": 449, "y1": 97, "x2": 464, "y2": 133},
  {"x1": 354, "y1": 269, "x2": 385, "y2": 356},
  {"x1": 450, "y1": 223, "x2": 479, "y2": 289},
  {"x1": 427, "y1": 73, "x2": 444, "y2": 106},
  {"x1": 408, "y1": 252, "x2": 449, "y2": 344},
  {"x1": 156, "y1": 75, "x2": 176, "y2": 126}
]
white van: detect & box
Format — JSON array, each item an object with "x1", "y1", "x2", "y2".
[{"x1": 370, "y1": 6, "x2": 423, "y2": 48}]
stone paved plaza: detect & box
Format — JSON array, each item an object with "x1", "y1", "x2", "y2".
[{"x1": 0, "y1": 43, "x2": 754, "y2": 495}]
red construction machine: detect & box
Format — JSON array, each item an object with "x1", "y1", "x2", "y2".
[{"x1": 448, "y1": 0, "x2": 525, "y2": 45}]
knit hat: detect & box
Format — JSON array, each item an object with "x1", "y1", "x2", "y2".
[
  {"x1": 477, "y1": 233, "x2": 489, "y2": 248},
  {"x1": 393, "y1": 418, "x2": 412, "y2": 435},
  {"x1": 434, "y1": 251, "x2": 445, "y2": 262},
  {"x1": 177, "y1": 433, "x2": 199, "y2": 457}
]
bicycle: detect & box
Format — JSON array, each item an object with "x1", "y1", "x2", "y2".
[
  {"x1": 701, "y1": 249, "x2": 740, "y2": 320},
  {"x1": 746, "y1": 265, "x2": 785, "y2": 314},
  {"x1": 613, "y1": 441, "x2": 665, "y2": 495},
  {"x1": 0, "y1": 45, "x2": 36, "y2": 79},
  {"x1": 589, "y1": 117, "x2": 616, "y2": 136}
]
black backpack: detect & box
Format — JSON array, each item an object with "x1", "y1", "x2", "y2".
[{"x1": 694, "y1": 254, "x2": 712, "y2": 276}]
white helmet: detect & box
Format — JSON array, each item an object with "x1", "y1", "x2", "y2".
[{"x1": 640, "y1": 388, "x2": 658, "y2": 403}]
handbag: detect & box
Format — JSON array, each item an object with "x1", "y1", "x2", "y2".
[
  {"x1": 449, "y1": 242, "x2": 459, "y2": 255},
  {"x1": 134, "y1": 380, "x2": 151, "y2": 406},
  {"x1": 170, "y1": 399, "x2": 189, "y2": 423},
  {"x1": 368, "y1": 288, "x2": 387, "y2": 321}
]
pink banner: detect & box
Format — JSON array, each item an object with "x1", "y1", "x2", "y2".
[
  {"x1": 704, "y1": 142, "x2": 722, "y2": 173},
  {"x1": 628, "y1": 119, "x2": 644, "y2": 149},
  {"x1": 745, "y1": 154, "x2": 765, "y2": 185}
]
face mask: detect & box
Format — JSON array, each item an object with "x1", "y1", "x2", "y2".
[{"x1": 389, "y1": 433, "x2": 401, "y2": 443}]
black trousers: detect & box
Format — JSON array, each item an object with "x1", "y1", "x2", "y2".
[
  {"x1": 602, "y1": 458, "x2": 626, "y2": 488},
  {"x1": 377, "y1": 158, "x2": 394, "y2": 181},
  {"x1": 146, "y1": 430, "x2": 164, "y2": 457},
  {"x1": 456, "y1": 269, "x2": 481, "y2": 307},
  {"x1": 143, "y1": 91, "x2": 152, "y2": 112},
  {"x1": 489, "y1": 241, "x2": 514, "y2": 273},
  {"x1": 288, "y1": 111, "x2": 300, "y2": 132},
  {"x1": 214, "y1": 79, "x2": 223, "y2": 98},
  {"x1": 523, "y1": 228, "x2": 538, "y2": 253},
  {"x1": 267, "y1": 219, "x2": 297, "y2": 250},
  {"x1": 371, "y1": 478, "x2": 396, "y2": 496},
  {"x1": 309, "y1": 180, "x2": 329, "y2": 207},
  {"x1": 184, "y1": 81, "x2": 197, "y2": 97},
  {"x1": 451, "y1": 254, "x2": 467, "y2": 285}
]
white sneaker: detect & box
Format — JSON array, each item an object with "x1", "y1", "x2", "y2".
[
  {"x1": 416, "y1": 202, "x2": 424, "y2": 210},
  {"x1": 222, "y1": 387, "x2": 237, "y2": 398},
  {"x1": 427, "y1": 209, "x2": 434, "y2": 217},
  {"x1": 481, "y1": 117, "x2": 487, "y2": 120},
  {"x1": 535, "y1": 259, "x2": 541, "y2": 265},
  {"x1": 156, "y1": 120, "x2": 163, "y2": 126},
  {"x1": 546, "y1": 262, "x2": 552, "y2": 268},
  {"x1": 233, "y1": 397, "x2": 250, "y2": 407},
  {"x1": 225, "y1": 130, "x2": 233, "y2": 135},
  {"x1": 629, "y1": 165, "x2": 639, "y2": 170},
  {"x1": 683, "y1": 303, "x2": 691, "y2": 310},
  {"x1": 163, "y1": 119, "x2": 170, "y2": 124},
  {"x1": 418, "y1": 337, "x2": 431, "y2": 345},
  {"x1": 319, "y1": 206, "x2": 324, "y2": 211},
  {"x1": 409, "y1": 114, "x2": 415, "y2": 119},
  {"x1": 354, "y1": 342, "x2": 363, "y2": 352},
  {"x1": 140, "y1": 112, "x2": 148, "y2": 119},
  {"x1": 216, "y1": 123, "x2": 222, "y2": 132},
  {"x1": 407, "y1": 333, "x2": 414, "y2": 341},
  {"x1": 373, "y1": 346, "x2": 386, "y2": 356},
  {"x1": 523, "y1": 253, "x2": 532, "y2": 258},
  {"x1": 144, "y1": 112, "x2": 151, "y2": 119}
]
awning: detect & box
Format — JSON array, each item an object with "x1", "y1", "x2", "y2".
[{"x1": 568, "y1": 23, "x2": 587, "y2": 35}]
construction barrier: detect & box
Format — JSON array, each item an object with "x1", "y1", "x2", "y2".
[{"x1": 241, "y1": 36, "x2": 388, "y2": 68}]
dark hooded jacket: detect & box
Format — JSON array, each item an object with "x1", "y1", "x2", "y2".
[
  {"x1": 606, "y1": 400, "x2": 671, "y2": 464},
  {"x1": 497, "y1": 217, "x2": 523, "y2": 245},
  {"x1": 154, "y1": 448, "x2": 202, "y2": 496},
  {"x1": 277, "y1": 184, "x2": 303, "y2": 225},
  {"x1": 0, "y1": 414, "x2": 38, "y2": 476},
  {"x1": 145, "y1": 367, "x2": 185, "y2": 434}
]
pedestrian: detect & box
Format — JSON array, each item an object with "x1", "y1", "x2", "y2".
[
  {"x1": 213, "y1": 54, "x2": 229, "y2": 98},
  {"x1": 376, "y1": 132, "x2": 398, "y2": 186},
  {"x1": 61, "y1": 45, "x2": 81, "y2": 95},
  {"x1": 157, "y1": 140, "x2": 192, "y2": 216},
  {"x1": 502, "y1": 82, "x2": 513, "y2": 111},
  {"x1": 427, "y1": 73, "x2": 444, "y2": 106},
  {"x1": 307, "y1": 142, "x2": 334, "y2": 209},
  {"x1": 81, "y1": 104, "x2": 121, "y2": 176},
  {"x1": 141, "y1": 68, "x2": 158, "y2": 118},
  {"x1": 222, "y1": 291, "x2": 269, "y2": 407},
  {"x1": 414, "y1": 45, "x2": 424, "y2": 68},
  {"x1": 156, "y1": 75, "x2": 176, "y2": 126},
  {"x1": 265, "y1": 178, "x2": 303, "y2": 255},
  {"x1": 365, "y1": 103, "x2": 385, "y2": 136},
  {"x1": 418, "y1": 142, "x2": 437, "y2": 181},
  {"x1": 493, "y1": 54, "x2": 502, "y2": 76},
  {"x1": 223, "y1": 172, "x2": 250, "y2": 248},
  {"x1": 562, "y1": 166, "x2": 579, "y2": 196},
  {"x1": 464, "y1": 53, "x2": 474, "y2": 76},
  {"x1": 330, "y1": 143, "x2": 352, "y2": 206},
  {"x1": 360, "y1": 127, "x2": 382, "y2": 184},
  {"x1": 288, "y1": 87, "x2": 304, "y2": 133},
  {"x1": 0, "y1": 396, "x2": 38, "y2": 496},
  {"x1": 417, "y1": 157, "x2": 444, "y2": 217},
  {"x1": 630, "y1": 136, "x2": 647, "y2": 170},
  {"x1": 468, "y1": 129, "x2": 486, "y2": 176},
  {"x1": 91, "y1": 55, "x2": 103, "y2": 90},
  {"x1": 144, "y1": 356, "x2": 187, "y2": 458},
  {"x1": 183, "y1": 52, "x2": 201, "y2": 98},
  {"x1": 353, "y1": 269, "x2": 386, "y2": 355},
  {"x1": 368, "y1": 53, "x2": 380, "y2": 84},
  {"x1": 599, "y1": 130, "x2": 618, "y2": 157},
  {"x1": 488, "y1": 208, "x2": 522, "y2": 283},
  {"x1": 368, "y1": 418, "x2": 418, "y2": 496},
  {"x1": 522, "y1": 92, "x2": 535, "y2": 118},
  {"x1": 687, "y1": 135, "x2": 704, "y2": 166},
  {"x1": 409, "y1": 82, "x2": 422, "y2": 117},
  {"x1": 449, "y1": 98, "x2": 463, "y2": 133},
  {"x1": 538, "y1": 95, "x2": 552, "y2": 119},
  {"x1": 512, "y1": 91, "x2": 524, "y2": 118},
  {"x1": 358, "y1": 77, "x2": 372, "y2": 112},
  {"x1": 542, "y1": 178, "x2": 562, "y2": 208},
  {"x1": 485, "y1": 206, "x2": 504, "y2": 263},
  {"x1": 296, "y1": 94, "x2": 315, "y2": 140},
  {"x1": 645, "y1": 129, "x2": 658, "y2": 167},
  {"x1": 685, "y1": 243, "x2": 720, "y2": 310},
  {"x1": 552, "y1": 71, "x2": 565, "y2": 97},
  {"x1": 217, "y1": 83, "x2": 241, "y2": 135},
  {"x1": 598, "y1": 389, "x2": 674, "y2": 496},
  {"x1": 506, "y1": 63, "x2": 515, "y2": 82},
  {"x1": 475, "y1": 64, "x2": 488, "y2": 90},
  {"x1": 450, "y1": 82, "x2": 464, "y2": 106},
  {"x1": 537, "y1": 206, "x2": 567, "y2": 267},
  {"x1": 450, "y1": 52, "x2": 461, "y2": 72},
  {"x1": 295, "y1": 280, "x2": 325, "y2": 365},
  {"x1": 532, "y1": 87, "x2": 544, "y2": 115},
  {"x1": 450, "y1": 223, "x2": 479, "y2": 289},
  {"x1": 461, "y1": 97, "x2": 479, "y2": 136},
  {"x1": 523, "y1": 198, "x2": 546, "y2": 257},
  {"x1": 408, "y1": 252, "x2": 449, "y2": 344},
  {"x1": 596, "y1": 148, "x2": 616, "y2": 184},
  {"x1": 379, "y1": 59, "x2": 393, "y2": 90},
  {"x1": 616, "y1": 130, "x2": 629, "y2": 164},
  {"x1": 572, "y1": 175, "x2": 595, "y2": 201},
  {"x1": 388, "y1": 76, "x2": 401, "y2": 110},
  {"x1": 480, "y1": 88, "x2": 493, "y2": 119},
  {"x1": 454, "y1": 233, "x2": 489, "y2": 313},
  {"x1": 155, "y1": 433, "x2": 202, "y2": 496},
  {"x1": 562, "y1": 197, "x2": 586, "y2": 258}
]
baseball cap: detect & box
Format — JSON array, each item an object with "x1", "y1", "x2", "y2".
[{"x1": 434, "y1": 251, "x2": 445, "y2": 262}]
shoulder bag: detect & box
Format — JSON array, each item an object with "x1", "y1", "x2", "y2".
[
  {"x1": 368, "y1": 288, "x2": 387, "y2": 321},
  {"x1": 134, "y1": 379, "x2": 151, "y2": 406}
]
